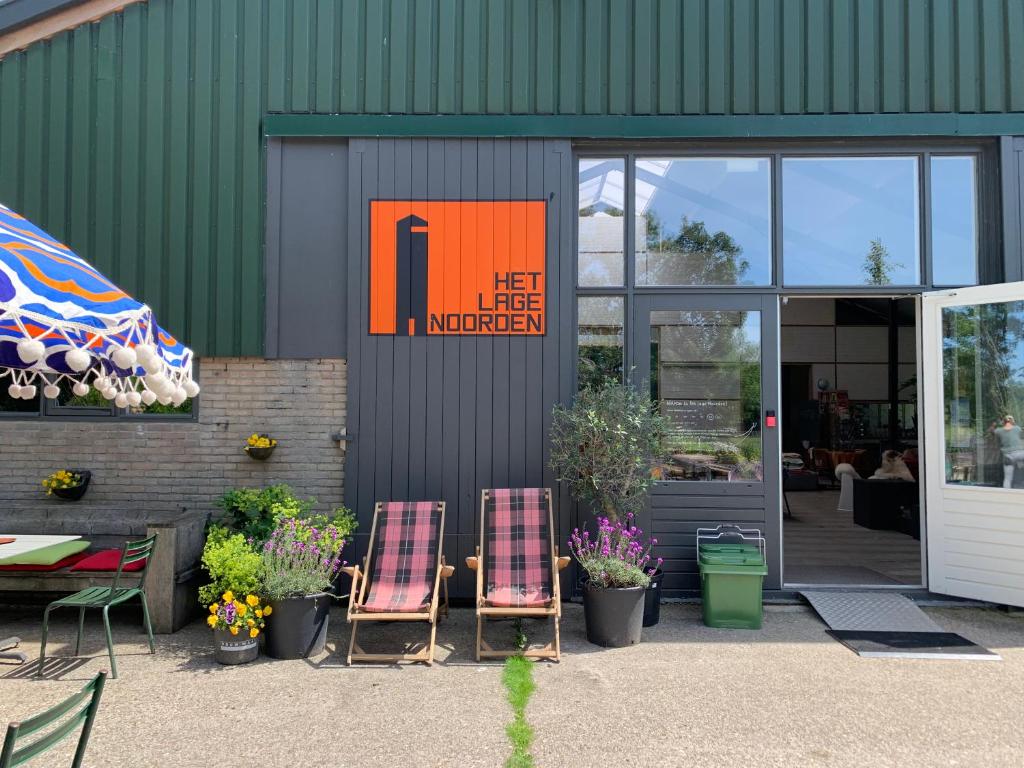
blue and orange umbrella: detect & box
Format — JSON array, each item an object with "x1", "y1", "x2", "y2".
[{"x1": 0, "y1": 203, "x2": 198, "y2": 407}]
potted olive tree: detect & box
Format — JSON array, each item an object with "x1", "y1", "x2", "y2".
[{"x1": 549, "y1": 378, "x2": 669, "y2": 643}]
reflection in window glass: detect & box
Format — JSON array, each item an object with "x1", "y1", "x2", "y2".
[
  {"x1": 0, "y1": 385, "x2": 40, "y2": 414},
  {"x1": 783, "y1": 157, "x2": 920, "y2": 286},
  {"x1": 943, "y1": 300, "x2": 1024, "y2": 488},
  {"x1": 54, "y1": 386, "x2": 114, "y2": 413},
  {"x1": 636, "y1": 158, "x2": 772, "y2": 286},
  {"x1": 651, "y1": 310, "x2": 761, "y2": 481},
  {"x1": 578, "y1": 158, "x2": 625, "y2": 286},
  {"x1": 578, "y1": 296, "x2": 624, "y2": 390},
  {"x1": 931, "y1": 156, "x2": 978, "y2": 286}
]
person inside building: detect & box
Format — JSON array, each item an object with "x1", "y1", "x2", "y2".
[{"x1": 993, "y1": 415, "x2": 1024, "y2": 489}]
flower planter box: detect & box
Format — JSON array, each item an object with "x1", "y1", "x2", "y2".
[
  {"x1": 51, "y1": 470, "x2": 91, "y2": 501},
  {"x1": 263, "y1": 592, "x2": 331, "y2": 659},
  {"x1": 213, "y1": 627, "x2": 259, "y2": 665},
  {"x1": 582, "y1": 582, "x2": 644, "y2": 647},
  {"x1": 245, "y1": 446, "x2": 275, "y2": 461}
]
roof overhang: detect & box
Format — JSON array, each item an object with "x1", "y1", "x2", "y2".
[{"x1": 0, "y1": 0, "x2": 144, "y2": 58}]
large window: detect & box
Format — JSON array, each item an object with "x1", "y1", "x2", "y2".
[
  {"x1": 636, "y1": 157, "x2": 772, "y2": 286},
  {"x1": 651, "y1": 310, "x2": 762, "y2": 481},
  {"x1": 942, "y1": 300, "x2": 1024, "y2": 488},
  {"x1": 782, "y1": 156, "x2": 921, "y2": 286}
]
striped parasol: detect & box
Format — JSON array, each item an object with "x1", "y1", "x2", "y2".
[{"x1": 0, "y1": 203, "x2": 198, "y2": 407}]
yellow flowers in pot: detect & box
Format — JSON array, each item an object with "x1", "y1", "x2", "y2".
[
  {"x1": 246, "y1": 433, "x2": 277, "y2": 449},
  {"x1": 42, "y1": 469, "x2": 83, "y2": 494},
  {"x1": 206, "y1": 592, "x2": 270, "y2": 638},
  {"x1": 244, "y1": 433, "x2": 278, "y2": 460}
]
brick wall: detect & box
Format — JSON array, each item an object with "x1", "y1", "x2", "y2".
[{"x1": 0, "y1": 358, "x2": 347, "y2": 517}]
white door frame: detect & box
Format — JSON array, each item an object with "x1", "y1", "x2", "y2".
[{"x1": 922, "y1": 281, "x2": 1024, "y2": 606}]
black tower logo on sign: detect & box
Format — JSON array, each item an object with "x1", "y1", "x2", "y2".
[{"x1": 395, "y1": 214, "x2": 429, "y2": 336}]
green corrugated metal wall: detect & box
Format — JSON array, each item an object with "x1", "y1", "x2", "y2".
[{"x1": 1, "y1": 0, "x2": 1022, "y2": 355}]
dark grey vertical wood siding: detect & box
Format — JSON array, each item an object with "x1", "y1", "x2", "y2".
[
  {"x1": 265, "y1": 137, "x2": 348, "y2": 358},
  {"x1": 344, "y1": 138, "x2": 574, "y2": 598},
  {"x1": 1002, "y1": 137, "x2": 1024, "y2": 283}
]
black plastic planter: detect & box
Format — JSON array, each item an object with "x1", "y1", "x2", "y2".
[
  {"x1": 582, "y1": 582, "x2": 644, "y2": 648},
  {"x1": 643, "y1": 568, "x2": 664, "y2": 627},
  {"x1": 51, "y1": 470, "x2": 91, "y2": 501},
  {"x1": 263, "y1": 592, "x2": 331, "y2": 659}
]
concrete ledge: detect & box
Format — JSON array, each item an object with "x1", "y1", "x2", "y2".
[{"x1": 0, "y1": 509, "x2": 207, "y2": 633}]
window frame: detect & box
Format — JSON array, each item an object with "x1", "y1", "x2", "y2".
[
  {"x1": 0, "y1": 361, "x2": 200, "y2": 422},
  {"x1": 573, "y1": 139, "x2": 998, "y2": 390}
]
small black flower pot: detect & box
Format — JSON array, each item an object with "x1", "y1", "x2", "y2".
[
  {"x1": 245, "y1": 445, "x2": 275, "y2": 461},
  {"x1": 643, "y1": 568, "x2": 664, "y2": 628},
  {"x1": 582, "y1": 582, "x2": 644, "y2": 648},
  {"x1": 263, "y1": 592, "x2": 331, "y2": 659},
  {"x1": 51, "y1": 470, "x2": 91, "y2": 501}
]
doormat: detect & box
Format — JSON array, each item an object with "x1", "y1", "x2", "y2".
[
  {"x1": 801, "y1": 591, "x2": 1000, "y2": 661},
  {"x1": 827, "y1": 631, "x2": 1001, "y2": 661}
]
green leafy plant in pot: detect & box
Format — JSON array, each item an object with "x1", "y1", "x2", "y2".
[
  {"x1": 549, "y1": 377, "x2": 670, "y2": 641},
  {"x1": 198, "y1": 526, "x2": 267, "y2": 665}
]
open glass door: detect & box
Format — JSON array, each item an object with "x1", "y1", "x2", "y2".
[{"x1": 922, "y1": 281, "x2": 1024, "y2": 606}]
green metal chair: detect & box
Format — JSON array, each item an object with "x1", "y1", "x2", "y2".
[
  {"x1": 1, "y1": 670, "x2": 106, "y2": 768},
  {"x1": 38, "y1": 535, "x2": 158, "y2": 679}
]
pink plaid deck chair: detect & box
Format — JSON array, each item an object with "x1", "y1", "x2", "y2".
[
  {"x1": 342, "y1": 501, "x2": 453, "y2": 665},
  {"x1": 466, "y1": 489, "x2": 569, "y2": 661}
]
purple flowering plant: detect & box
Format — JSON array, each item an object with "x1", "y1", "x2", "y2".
[
  {"x1": 261, "y1": 517, "x2": 347, "y2": 600},
  {"x1": 568, "y1": 512, "x2": 663, "y2": 589}
]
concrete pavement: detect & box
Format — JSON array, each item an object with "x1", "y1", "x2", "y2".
[{"x1": 0, "y1": 602, "x2": 1021, "y2": 767}]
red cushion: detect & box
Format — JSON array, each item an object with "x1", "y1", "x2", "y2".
[
  {"x1": 70, "y1": 549, "x2": 146, "y2": 572},
  {"x1": 0, "y1": 552, "x2": 89, "y2": 572}
]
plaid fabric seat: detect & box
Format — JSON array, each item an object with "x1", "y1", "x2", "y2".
[
  {"x1": 363, "y1": 502, "x2": 442, "y2": 613},
  {"x1": 485, "y1": 488, "x2": 552, "y2": 608}
]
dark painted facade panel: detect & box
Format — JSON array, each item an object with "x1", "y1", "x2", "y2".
[
  {"x1": 343, "y1": 138, "x2": 576, "y2": 599},
  {"x1": 265, "y1": 137, "x2": 348, "y2": 359}
]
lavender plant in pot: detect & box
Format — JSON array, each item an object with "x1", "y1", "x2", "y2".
[
  {"x1": 569, "y1": 515, "x2": 662, "y2": 646},
  {"x1": 549, "y1": 377, "x2": 670, "y2": 637},
  {"x1": 260, "y1": 517, "x2": 348, "y2": 660}
]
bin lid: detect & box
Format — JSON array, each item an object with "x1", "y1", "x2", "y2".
[
  {"x1": 699, "y1": 543, "x2": 762, "y2": 557},
  {"x1": 699, "y1": 552, "x2": 766, "y2": 567},
  {"x1": 699, "y1": 562, "x2": 769, "y2": 577}
]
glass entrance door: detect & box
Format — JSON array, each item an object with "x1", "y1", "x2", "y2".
[
  {"x1": 922, "y1": 281, "x2": 1024, "y2": 607},
  {"x1": 632, "y1": 294, "x2": 781, "y2": 591}
]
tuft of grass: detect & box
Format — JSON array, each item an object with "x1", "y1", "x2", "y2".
[{"x1": 502, "y1": 656, "x2": 537, "y2": 768}]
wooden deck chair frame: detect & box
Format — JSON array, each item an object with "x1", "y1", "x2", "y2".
[
  {"x1": 467, "y1": 489, "x2": 570, "y2": 662},
  {"x1": 342, "y1": 502, "x2": 453, "y2": 665}
]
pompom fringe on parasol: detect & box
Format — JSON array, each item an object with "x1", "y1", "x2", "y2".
[{"x1": 0, "y1": 203, "x2": 198, "y2": 408}]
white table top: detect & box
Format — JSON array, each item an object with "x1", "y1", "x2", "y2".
[{"x1": 0, "y1": 534, "x2": 81, "y2": 560}]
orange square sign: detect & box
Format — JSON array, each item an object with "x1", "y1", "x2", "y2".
[{"x1": 369, "y1": 200, "x2": 546, "y2": 335}]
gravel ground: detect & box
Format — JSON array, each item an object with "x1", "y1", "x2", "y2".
[{"x1": 1, "y1": 602, "x2": 1022, "y2": 767}]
